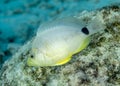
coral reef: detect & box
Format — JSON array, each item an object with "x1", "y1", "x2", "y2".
[{"x1": 0, "y1": 6, "x2": 120, "y2": 86}]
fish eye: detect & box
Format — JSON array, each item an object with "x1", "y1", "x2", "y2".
[{"x1": 81, "y1": 27, "x2": 89, "y2": 35}]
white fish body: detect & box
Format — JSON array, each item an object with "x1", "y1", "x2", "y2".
[{"x1": 27, "y1": 16, "x2": 104, "y2": 66}]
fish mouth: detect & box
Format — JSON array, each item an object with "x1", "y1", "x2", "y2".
[
  {"x1": 27, "y1": 58, "x2": 33, "y2": 66},
  {"x1": 27, "y1": 57, "x2": 41, "y2": 67}
]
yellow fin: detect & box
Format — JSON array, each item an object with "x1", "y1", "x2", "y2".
[
  {"x1": 74, "y1": 37, "x2": 90, "y2": 54},
  {"x1": 55, "y1": 56, "x2": 71, "y2": 65}
]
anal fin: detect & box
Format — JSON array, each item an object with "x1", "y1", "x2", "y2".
[
  {"x1": 55, "y1": 56, "x2": 71, "y2": 65},
  {"x1": 73, "y1": 37, "x2": 90, "y2": 54}
]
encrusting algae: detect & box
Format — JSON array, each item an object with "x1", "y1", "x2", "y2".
[{"x1": 0, "y1": 5, "x2": 120, "y2": 86}]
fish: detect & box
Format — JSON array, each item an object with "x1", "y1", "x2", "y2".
[{"x1": 27, "y1": 15, "x2": 105, "y2": 66}]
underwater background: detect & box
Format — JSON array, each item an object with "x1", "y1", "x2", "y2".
[
  {"x1": 0, "y1": 0, "x2": 120, "y2": 86},
  {"x1": 0, "y1": 0, "x2": 120, "y2": 69}
]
